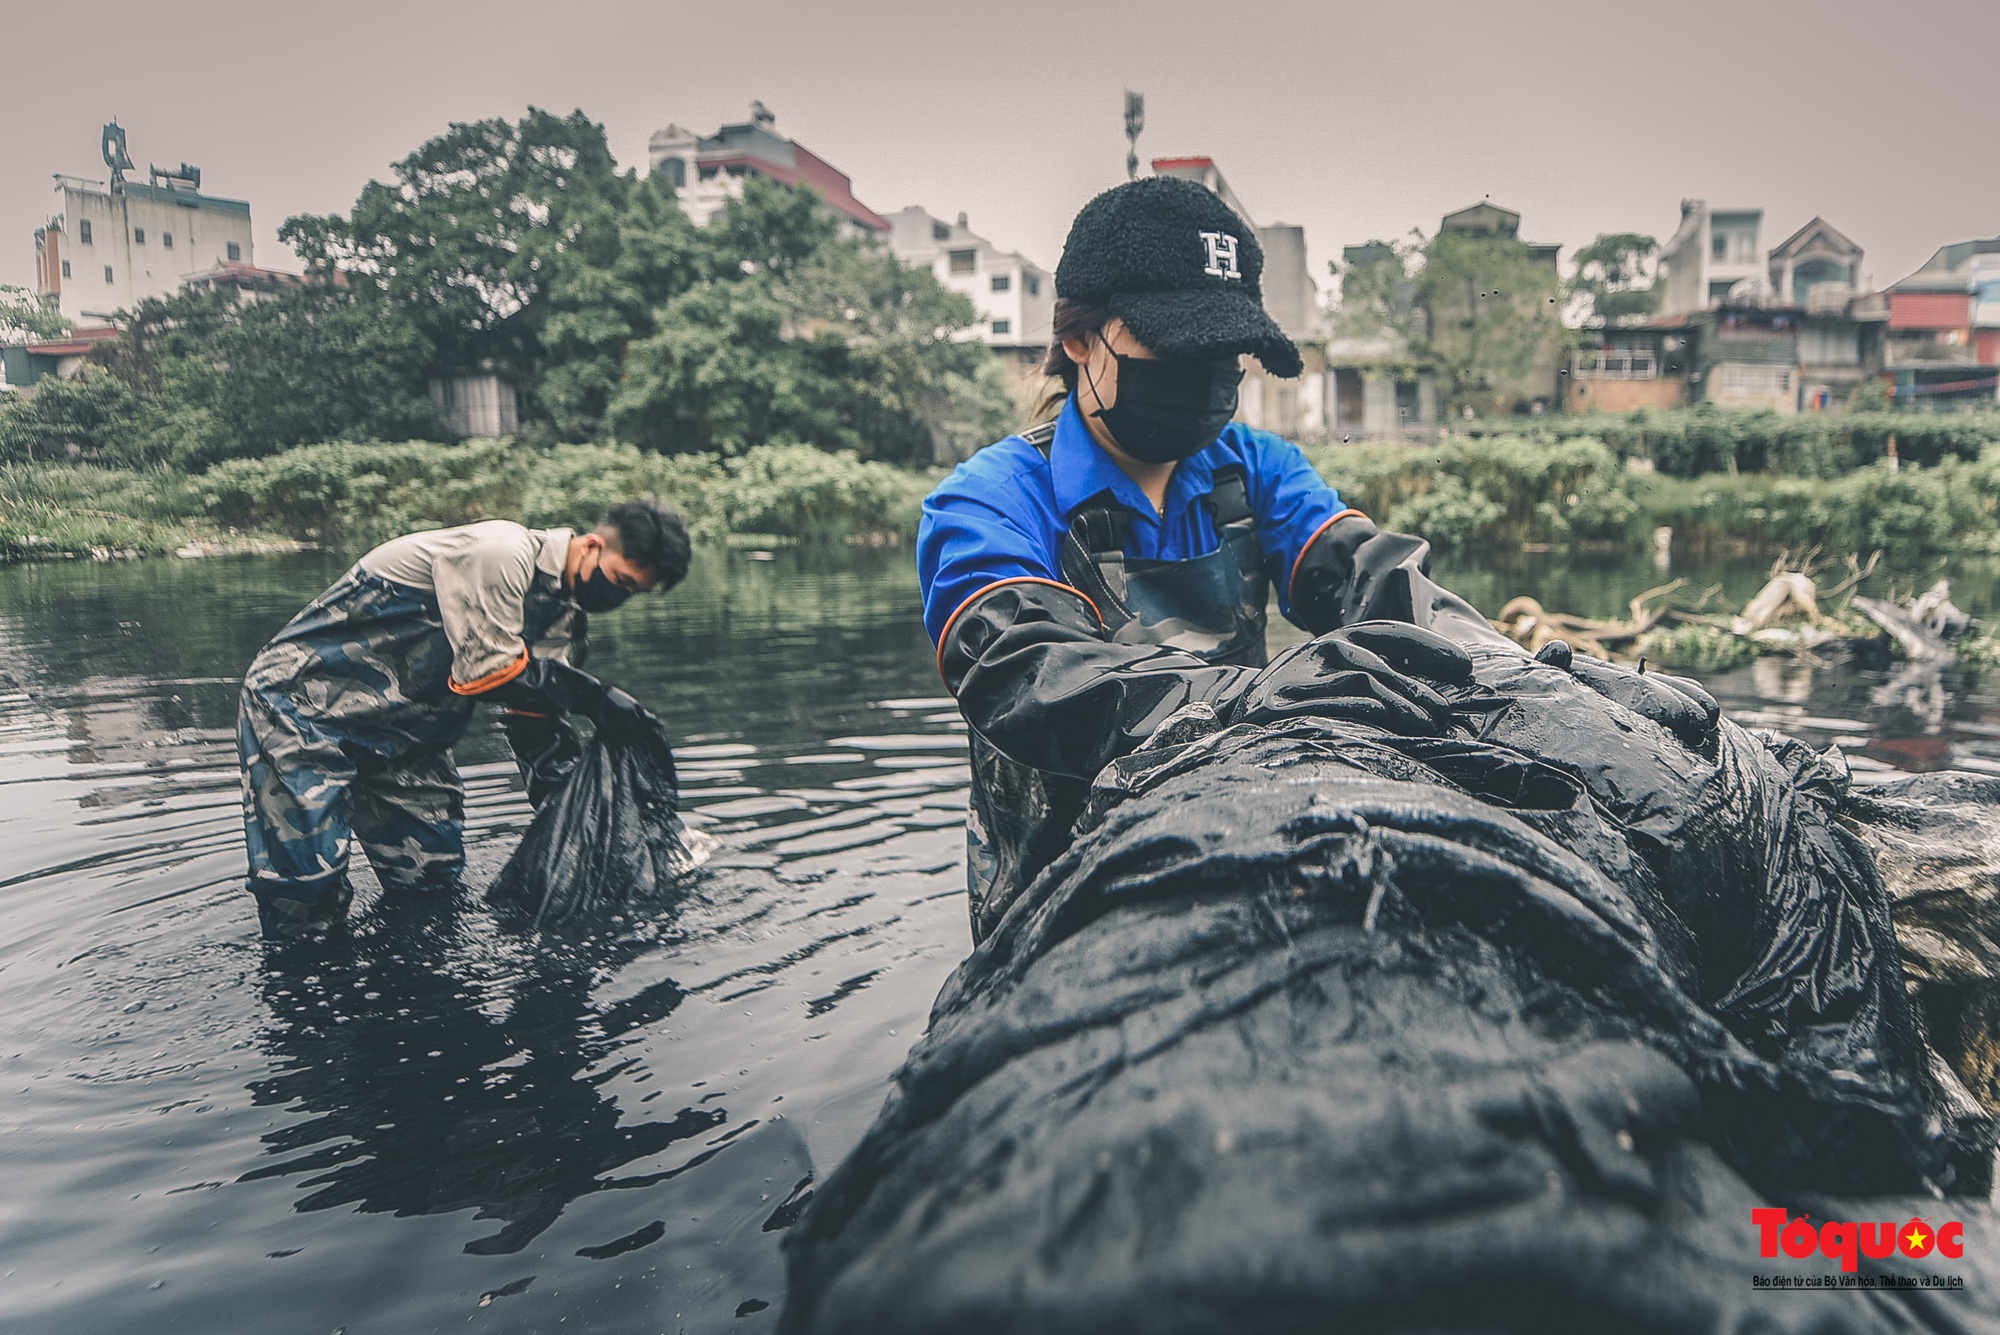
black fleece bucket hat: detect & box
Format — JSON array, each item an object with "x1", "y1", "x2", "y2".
[{"x1": 1054, "y1": 175, "x2": 1303, "y2": 378}]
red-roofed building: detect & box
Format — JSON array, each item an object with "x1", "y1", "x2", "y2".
[
  {"x1": 1148, "y1": 156, "x2": 1256, "y2": 229},
  {"x1": 648, "y1": 102, "x2": 888, "y2": 237},
  {"x1": 182, "y1": 261, "x2": 307, "y2": 304},
  {"x1": 1881, "y1": 236, "x2": 2000, "y2": 405},
  {"x1": 0, "y1": 324, "x2": 117, "y2": 396}
]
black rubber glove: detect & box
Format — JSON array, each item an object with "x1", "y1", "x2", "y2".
[
  {"x1": 1231, "y1": 621, "x2": 1471, "y2": 734},
  {"x1": 1534, "y1": 638, "x2": 1721, "y2": 747},
  {"x1": 941, "y1": 580, "x2": 1254, "y2": 781},
  {"x1": 491, "y1": 657, "x2": 678, "y2": 778},
  {"x1": 498, "y1": 709, "x2": 583, "y2": 809},
  {"x1": 1289, "y1": 512, "x2": 1516, "y2": 651}
]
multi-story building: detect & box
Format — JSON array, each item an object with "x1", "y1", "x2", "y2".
[
  {"x1": 1657, "y1": 201, "x2": 1766, "y2": 316},
  {"x1": 1577, "y1": 205, "x2": 1890, "y2": 413},
  {"x1": 1566, "y1": 306, "x2": 1804, "y2": 415},
  {"x1": 1565, "y1": 320, "x2": 1690, "y2": 414},
  {"x1": 648, "y1": 103, "x2": 888, "y2": 240},
  {"x1": 884, "y1": 207, "x2": 1052, "y2": 358},
  {"x1": 1323, "y1": 241, "x2": 1439, "y2": 439},
  {"x1": 1436, "y1": 201, "x2": 1561, "y2": 269},
  {"x1": 33, "y1": 124, "x2": 254, "y2": 325},
  {"x1": 1876, "y1": 236, "x2": 2000, "y2": 405},
  {"x1": 1693, "y1": 305, "x2": 1804, "y2": 412},
  {"x1": 1767, "y1": 217, "x2": 1865, "y2": 311}
]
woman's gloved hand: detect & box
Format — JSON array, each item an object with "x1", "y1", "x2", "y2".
[
  {"x1": 1533, "y1": 638, "x2": 1721, "y2": 747},
  {"x1": 942, "y1": 580, "x2": 1254, "y2": 780},
  {"x1": 1230, "y1": 621, "x2": 1472, "y2": 734}
]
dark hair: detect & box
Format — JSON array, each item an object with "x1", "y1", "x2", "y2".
[
  {"x1": 1032, "y1": 298, "x2": 1114, "y2": 422},
  {"x1": 599, "y1": 499, "x2": 692, "y2": 592}
]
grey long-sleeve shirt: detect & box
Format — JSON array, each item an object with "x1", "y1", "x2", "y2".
[{"x1": 359, "y1": 521, "x2": 580, "y2": 692}]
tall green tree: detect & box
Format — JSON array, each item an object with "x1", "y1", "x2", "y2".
[
  {"x1": 606, "y1": 175, "x2": 1009, "y2": 464},
  {"x1": 1567, "y1": 232, "x2": 1658, "y2": 328},
  {"x1": 9, "y1": 109, "x2": 1011, "y2": 470},
  {"x1": 536, "y1": 174, "x2": 707, "y2": 440},
  {"x1": 83, "y1": 286, "x2": 439, "y2": 469},
  {"x1": 280, "y1": 108, "x2": 625, "y2": 384},
  {"x1": 171, "y1": 288, "x2": 440, "y2": 469},
  {"x1": 1416, "y1": 229, "x2": 1567, "y2": 416},
  {"x1": 0, "y1": 370, "x2": 146, "y2": 463},
  {"x1": 1328, "y1": 240, "x2": 1421, "y2": 344}
]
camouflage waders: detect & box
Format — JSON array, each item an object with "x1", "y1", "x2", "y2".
[{"x1": 239, "y1": 565, "x2": 577, "y2": 937}]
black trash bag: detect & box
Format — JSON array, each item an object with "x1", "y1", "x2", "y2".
[
  {"x1": 488, "y1": 732, "x2": 696, "y2": 928},
  {"x1": 779, "y1": 634, "x2": 1998, "y2": 1334}
]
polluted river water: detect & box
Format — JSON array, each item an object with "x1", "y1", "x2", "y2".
[{"x1": 4, "y1": 543, "x2": 2000, "y2": 1333}]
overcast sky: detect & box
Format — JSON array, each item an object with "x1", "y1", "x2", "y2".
[{"x1": 4, "y1": 0, "x2": 1995, "y2": 300}]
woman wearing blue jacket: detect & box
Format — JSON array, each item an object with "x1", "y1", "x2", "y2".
[{"x1": 918, "y1": 176, "x2": 1473, "y2": 938}]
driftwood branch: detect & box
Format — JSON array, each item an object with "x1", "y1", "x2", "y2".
[{"x1": 1495, "y1": 564, "x2": 1953, "y2": 665}]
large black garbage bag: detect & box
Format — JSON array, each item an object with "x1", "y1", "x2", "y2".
[
  {"x1": 1845, "y1": 771, "x2": 2000, "y2": 1112},
  {"x1": 488, "y1": 733, "x2": 696, "y2": 928},
  {"x1": 779, "y1": 636, "x2": 1998, "y2": 1335}
]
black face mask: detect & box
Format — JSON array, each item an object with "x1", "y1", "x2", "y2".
[
  {"x1": 574, "y1": 550, "x2": 633, "y2": 613},
  {"x1": 1084, "y1": 347, "x2": 1242, "y2": 464}
]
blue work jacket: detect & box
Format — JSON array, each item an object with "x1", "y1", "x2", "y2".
[{"x1": 918, "y1": 395, "x2": 1351, "y2": 645}]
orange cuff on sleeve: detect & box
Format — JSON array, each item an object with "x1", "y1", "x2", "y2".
[
  {"x1": 1287, "y1": 508, "x2": 1368, "y2": 606},
  {"x1": 935, "y1": 577, "x2": 1104, "y2": 681},
  {"x1": 448, "y1": 648, "x2": 530, "y2": 696}
]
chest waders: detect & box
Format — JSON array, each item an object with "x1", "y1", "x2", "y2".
[
  {"x1": 238, "y1": 565, "x2": 581, "y2": 937},
  {"x1": 964, "y1": 422, "x2": 1269, "y2": 940}
]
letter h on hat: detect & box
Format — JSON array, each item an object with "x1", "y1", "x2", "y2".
[{"x1": 1054, "y1": 176, "x2": 1303, "y2": 378}]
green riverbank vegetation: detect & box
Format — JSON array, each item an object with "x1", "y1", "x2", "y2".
[
  {"x1": 1307, "y1": 412, "x2": 2000, "y2": 566},
  {"x1": 0, "y1": 442, "x2": 932, "y2": 560},
  {"x1": 12, "y1": 418, "x2": 1999, "y2": 566}
]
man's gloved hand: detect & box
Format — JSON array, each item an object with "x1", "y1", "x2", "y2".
[
  {"x1": 596, "y1": 683, "x2": 679, "y2": 778},
  {"x1": 1533, "y1": 638, "x2": 1721, "y2": 747},
  {"x1": 1231, "y1": 621, "x2": 1472, "y2": 735},
  {"x1": 493, "y1": 657, "x2": 678, "y2": 779}
]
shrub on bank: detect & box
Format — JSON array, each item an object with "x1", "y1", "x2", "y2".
[
  {"x1": 191, "y1": 438, "x2": 931, "y2": 552},
  {"x1": 193, "y1": 440, "x2": 531, "y2": 547},
  {"x1": 1634, "y1": 458, "x2": 2000, "y2": 563},
  {"x1": 0, "y1": 461, "x2": 215, "y2": 558},
  {"x1": 517, "y1": 440, "x2": 924, "y2": 544},
  {"x1": 1310, "y1": 435, "x2": 1644, "y2": 552},
  {"x1": 11, "y1": 414, "x2": 2000, "y2": 566},
  {"x1": 1539, "y1": 406, "x2": 2000, "y2": 479},
  {"x1": 1312, "y1": 431, "x2": 2000, "y2": 558}
]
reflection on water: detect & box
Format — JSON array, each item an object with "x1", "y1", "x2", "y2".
[
  {"x1": 243, "y1": 902, "x2": 712, "y2": 1259},
  {"x1": 3, "y1": 541, "x2": 2000, "y2": 1331},
  {"x1": 0, "y1": 546, "x2": 970, "y2": 1333}
]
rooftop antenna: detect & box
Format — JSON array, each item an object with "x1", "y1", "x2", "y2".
[
  {"x1": 101, "y1": 120, "x2": 134, "y2": 190},
  {"x1": 1123, "y1": 90, "x2": 1144, "y2": 181}
]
